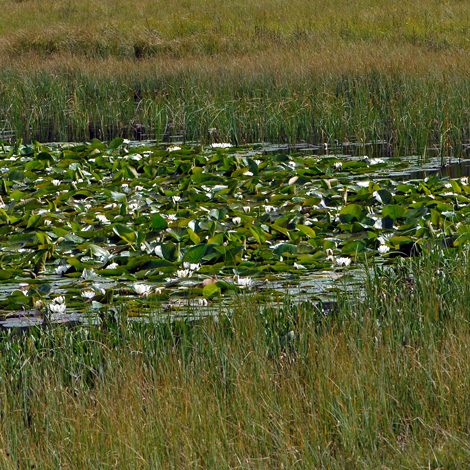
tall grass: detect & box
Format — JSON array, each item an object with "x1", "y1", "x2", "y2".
[
  {"x1": 2, "y1": 0, "x2": 470, "y2": 148},
  {"x1": 2, "y1": 248, "x2": 470, "y2": 468},
  {"x1": 2, "y1": 50, "x2": 470, "y2": 152}
]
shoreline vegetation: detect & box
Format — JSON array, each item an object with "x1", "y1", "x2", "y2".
[
  {"x1": 1, "y1": 249, "x2": 470, "y2": 468},
  {"x1": 3, "y1": 1, "x2": 470, "y2": 467},
  {"x1": 2, "y1": 0, "x2": 470, "y2": 149}
]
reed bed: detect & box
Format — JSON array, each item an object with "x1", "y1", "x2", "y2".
[
  {"x1": 2, "y1": 0, "x2": 470, "y2": 148},
  {"x1": 1, "y1": 248, "x2": 470, "y2": 468}
]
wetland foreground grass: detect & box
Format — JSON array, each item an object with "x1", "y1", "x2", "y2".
[{"x1": 1, "y1": 248, "x2": 470, "y2": 468}]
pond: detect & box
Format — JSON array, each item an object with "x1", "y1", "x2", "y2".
[{"x1": 1, "y1": 138, "x2": 469, "y2": 328}]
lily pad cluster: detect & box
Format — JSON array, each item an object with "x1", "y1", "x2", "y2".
[{"x1": 0, "y1": 138, "x2": 469, "y2": 317}]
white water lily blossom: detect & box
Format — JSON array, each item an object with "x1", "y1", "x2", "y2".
[
  {"x1": 53, "y1": 296, "x2": 65, "y2": 304},
  {"x1": 133, "y1": 283, "x2": 152, "y2": 297},
  {"x1": 81, "y1": 290, "x2": 96, "y2": 299},
  {"x1": 56, "y1": 265, "x2": 70, "y2": 276},
  {"x1": 107, "y1": 262, "x2": 119, "y2": 270},
  {"x1": 378, "y1": 244, "x2": 390, "y2": 254},
  {"x1": 336, "y1": 257, "x2": 351, "y2": 267},
  {"x1": 232, "y1": 217, "x2": 242, "y2": 225},
  {"x1": 183, "y1": 262, "x2": 201, "y2": 271},
  {"x1": 334, "y1": 162, "x2": 343, "y2": 170},
  {"x1": 176, "y1": 269, "x2": 192, "y2": 278},
  {"x1": 235, "y1": 276, "x2": 253, "y2": 288},
  {"x1": 243, "y1": 206, "x2": 251, "y2": 214},
  {"x1": 49, "y1": 303, "x2": 66, "y2": 314},
  {"x1": 52, "y1": 180, "x2": 61, "y2": 186},
  {"x1": 294, "y1": 262, "x2": 306, "y2": 269},
  {"x1": 168, "y1": 146, "x2": 181, "y2": 152},
  {"x1": 96, "y1": 214, "x2": 110, "y2": 224},
  {"x1": 211, "y1": 143, "x2": 232, "y2": 148}
]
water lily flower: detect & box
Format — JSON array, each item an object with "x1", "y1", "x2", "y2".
[
  {"x1": 107, "y1": 262, "x2": 119, "y2": 270},
  {"x1": 133, "y1": 283, "x2": 152, "y2": 297},
  {"x1": 168, "y1": 146, "x2": 182, "y2": 152},
  {"x1": 334, "y1": 162, "x2": 343, "y2": 169},
  {"x1": 336, "y1": 257, "x2": 351, "y2": 267},
  {"x1": 176, "y1": 269, "x2": 192, "y2": 278},
  {"x1": 378, "y1": 245, "x2": 390, "y2": 254},
  {"x1": 263, "y1": 205, "x2": 275, "y2": 213},
  {"x1": 245, "y1": 171, "x2": 254, "y2": 177},
  {"x1": 211, "y1": 143, "x2": 232, "y2": 148},
  {"x1": 369, "y1": 158, "x2": 385, "y2": 165},
  {"x1": 52, "y1": 180, "x2": 61, "y2": 186},
  {"x1": 96, "y1": 214, "x2": 110, "y2": 224},
  {"x1": 294, "y1": 262, "x2": 306, "y2": 269},
  {"x1": 49, "y1": 303, "x2": 66, "y2": 314},
  {"x1": 243, "y1": 206, "x2": 251, "y2": 214},
  {"x1": 34, "y1": 300, "x2": 44, "y2": 310},
  {"x1": 235, "y1": 276, "x2": 253, "y2": 288},
  {"x1": 53, "y1": 296, "x2": 65, "y2": 304},
  {"x1": 56, "y1": 264, "x2": 71, "y2": 276},
  {"x1": 81, "y1": 290, "x2": 96, "y2": 299},
  {"x1": 198, "y1": 298, "x2": 209, "y2": 306},
  {"x1": 461, "y1": 177, "x2": 468, "y2": 185},
  {"x1": 172, "y1": 196, "x2": 181, "y2": 204},
  {"x1": 183, "y1": 262, "x2": 201, "y2": 271},
  {"x1": 326, "y1": 255, "x2": 335, "y2": 263},
  {"x1": 154, "y1": 287, "x2": 164, "y2": 295},
  {"x1": 44, "y1": 219, "x2": 52, "y2": 226},
  {"x1": 128, "y1": 203, "x2": 140, "y2": 211}
]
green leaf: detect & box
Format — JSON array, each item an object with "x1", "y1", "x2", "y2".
[
  {"x1": 108, "y1": 137, "x2": 124, "y2": 149},
  {"x1": 249, "y1": 225, "x2": 269, "y2": 244},
  {"x1": 203, "y1": 284, "x2": 221, "y2": 298},
  {"x1": 11, "y1": 191, "x2": 25, "y2": 202},
  {"x1": 34, "y1": 251, "x2": 48, "y2": 275},
  {"x1": 182, "y1": 244, "x2": 207, "y2": 264},
  {"x1": 187, "y1": 227, "x2": 201, "y2": 244},
  {"x1": 113, "y1": 224, "x2": 136, "y2": 244},
  {"x1": 382, "y1": 205, "x2": 407, "y2": 219},
  {"x1": 376, "y1": 189, "x2": 393, "y2": 204},
  {"x1": 27, "y1": 214, "x2": 42, "y2": 228},
  {"x1": 273, "y1": 244, "x2": 297, "y2": 257},
  {"x1": 340, "y1": 204, "x2": 365, "y2": 221},
  {"x1": 295, "y1": 224, "x2": 316, "y2": 238},
  {"x1": 8, "y1": 170, "x2": 25, "y2": 181},
  {"x1": 150, "y1": 214, "x2": 168, "y2": 231},
  {"x1": 0, "y1": 270, "x2": 13, "y2": 280}
]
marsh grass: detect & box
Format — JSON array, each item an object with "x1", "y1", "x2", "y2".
[
  {"x1": 2, "y1": 0, "x2": 470, "y2": 148},
  {"x1": 2, "y1": 248, "x2": 470, "y2": 468}
]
